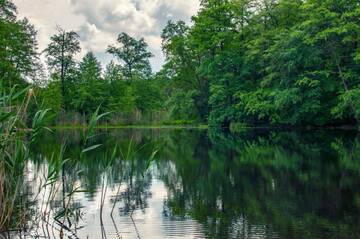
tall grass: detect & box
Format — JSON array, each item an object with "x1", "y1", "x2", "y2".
[
  {"x1": 0, "y1": 87, "x2": 39, "y2": 232},
  {"x1": 0, "y1": 87, "x2": 109, "y2": 234}
]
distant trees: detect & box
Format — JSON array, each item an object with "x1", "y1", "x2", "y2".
[
  {"x1": 107, "y1": 33, "x2": 153, "y2": 80},
  {"x1": 4, "y1": 0, "x2": 360, "y2": 127},
  {"x1": 44, "y1": 28, "x2": 81, "y2": 103},
  {"x1": 39, "y1": 29, "x2": 162, "y2": 123},
  {"x1": 70, "y1": 52, "x2": 105, "y2": 115},
  {"x1": 103, "y1": 61, "x2": 135, "y2": 114}
]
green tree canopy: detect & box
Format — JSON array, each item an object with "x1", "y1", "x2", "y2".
[
  {"x1": 0, "y1": 0, "x2": 39, "y2": 91},
  {"x1": 107, "y1": 32, "x2": 153, "y2": 80},
  {"x1": 44, "y1": 27, "x2": 81, "y2": 101},
  {"x1": 70, "y1": 52, "x2": 105, "y2": 115}
]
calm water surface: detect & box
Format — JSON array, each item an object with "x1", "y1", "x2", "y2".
[{"x1": 9, "y1": 129, "x2": 360, "y2": 238}]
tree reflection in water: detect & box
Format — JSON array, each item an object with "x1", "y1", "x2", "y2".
[
  {"x1": 158, "y1": 129, "x2": 360, "y2": 239},
  {"x1": 3, "y1": 128, "x2": 360, "y2": 239}
]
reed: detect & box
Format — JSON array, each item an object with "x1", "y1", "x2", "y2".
[
  {"x1": 0, "y1": 86, "x2": 40, "y2": 232},
  {"x1": 0, "y1": 87, "x2": 108, "y2": 234}
]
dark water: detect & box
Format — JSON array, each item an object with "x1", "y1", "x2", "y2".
[{"x1": 11, "y1": 129, "x2": 360, "y2": 238}]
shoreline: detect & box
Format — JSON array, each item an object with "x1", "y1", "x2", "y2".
[
  {"x1": 50, "y1": 124, "x2": 209, "y2": 130},
  {"x1": 48, "y1": 124, "x2": 359, "y2": 131}
]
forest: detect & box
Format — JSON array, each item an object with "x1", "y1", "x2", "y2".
[
  {"x1": 1, "y1": 0, "x2": 360, "y2": 128},
  {"x1": 2, "y1": 0, "x2": 360, "y2": 238}
]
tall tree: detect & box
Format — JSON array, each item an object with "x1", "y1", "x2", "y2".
[
  {"x1": 160, "y1": 21, "x2": 205, "y2": 122},
  {"x1": 104, "y1": 60, "x2": 123, "y2": 83},
  {"x1": 0, "y1": 0, "x2": 39, "y2": 91},
  {"x1": 44, "y1": 27, "x2": 81, "y2": 103},
  {"x1": 104, "y1": 61, "x2": 135, "y2": 113},
  {"x1": 191, "y1": 0, "x2": 239, "y2": 126},
  {"x1": 71, "y1": 52, "x2": 105, "y2": 115},
  {"x1": 107, "y1": 32, "x2": 153, "y2": 80},
  {"x1": 78, "y1": 52, "x2": 101, "y2": 83},
  {"x1": 0, "y1": 0, "x2": 16, "y2": 21}
]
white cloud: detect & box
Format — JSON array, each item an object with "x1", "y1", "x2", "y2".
[{"x1": 13, "y1": 0, "x2": 200, "y2": 71}]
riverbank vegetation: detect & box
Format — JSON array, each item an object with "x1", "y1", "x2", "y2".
[{"x1": 1, "y1": 0, "x2": 360, "y2": 128}]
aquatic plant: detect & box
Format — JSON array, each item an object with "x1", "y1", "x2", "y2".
[
  {"x1": 0, "y1": 86, "x2": 42, "y2": 232},
  {"x1": 0, "y1": 87, "x2": 110, "y2": 235}
]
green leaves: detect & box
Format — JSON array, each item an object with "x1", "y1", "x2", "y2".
[
  {"x1": 0, "y1": 2, "x2": 39, "y2": 90},
  {"x1": 80, "y1": 106, "x2": 110, "y2": 156},
  {"x1": 30, "y1": 109, "x2": 52, "y2": 144},
  {"x1": 145, "y1": 149, "x2": 158, "y2": 172},
  {"x1": 107, "y1": 32, "x2": 153, "y2": 80},
  {"x1": 70, "y1": 52, "x2": 106, "y2": 115},
  {"x1": 44, "y1": 28, "x2": 81, "y2": 75},
  {"x1": 332, "y1": 88, "x2": 360, "y2": 119},
  {"x1": 81, "y1": 144, "x2": 102, "y2": 154},
  {"x1": 165, "y1": 90, "x2": 199, "y2": 121},
  {"x1": 236, "y1": 89, "x2": 277, "y2": 123}
]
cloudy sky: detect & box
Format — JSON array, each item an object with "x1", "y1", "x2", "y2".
[{"x1": 13, "y1": 0, "x2": 200, "y2": 71}]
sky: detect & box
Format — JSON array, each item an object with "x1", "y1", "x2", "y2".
[{"x1": 13, "y1": 0, "x2": 200, "y2": 72}]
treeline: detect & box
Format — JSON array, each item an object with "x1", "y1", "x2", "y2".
[
  {"x1": 1, "y1": 0, "x2": 360, "y2": 127},
  {"x1": 40, "y1": 31, "x2": 163, "y2": 125},
  {"x1": 1, "y1": 0, "x2": 163, "y2": 125},
  {"x1": 160, "y1": 0, "x2": 360, "y2": 127}
]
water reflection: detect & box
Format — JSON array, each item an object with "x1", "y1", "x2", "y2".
[{"x1": 5, "y1": 129, "x2": 360, "y2": 239}]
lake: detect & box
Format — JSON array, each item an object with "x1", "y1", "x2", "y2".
[{"x1": 5, "y1": 128, "x2": 360, "y2": 239}]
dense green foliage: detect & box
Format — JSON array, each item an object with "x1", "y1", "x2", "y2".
[
  {"x1": 44, "y1": 28, "x2": 81, "y2": 103},
  {"x1": 0, "y1": 0, "x2": 39, "y2": 91},
  {"x1": 42, "y1": 31, "x2": 162, "y2": 124},
  {"x1": 107, "y1": 32, "x2": 153, "y2": 80},
  {"x1": 2, "y1": 0, "x2": 360, "y2": 127},
  {"x1": 160, "y1": 0, "x2": 360, "y2": 127}
]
